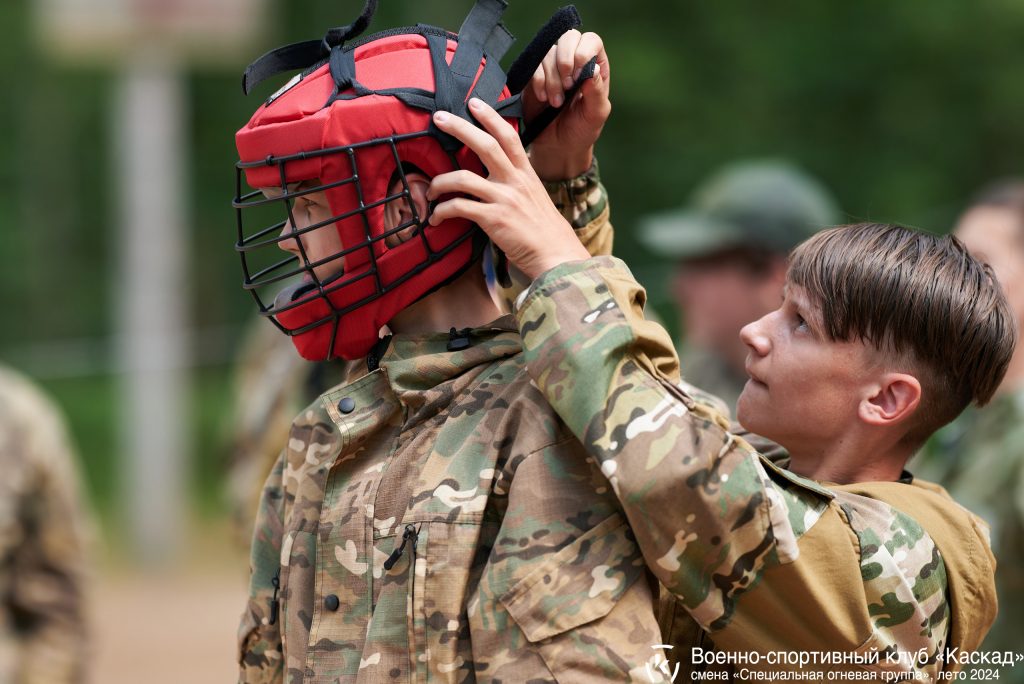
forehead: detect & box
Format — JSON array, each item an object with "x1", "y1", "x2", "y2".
[
  {"x1": 783, "y1": 282, "x2": 819, "y2": 311},
  {"x1": 258, "y1": 180, "x2": 323, "y2": 201},
  {"x1": 956, "y1": 206, "x2": 1024, "y2": 255}
]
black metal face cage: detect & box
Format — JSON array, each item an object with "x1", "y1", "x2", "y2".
[{"x1": 233, "y1": 129, "x2": 478, "y2": 339}]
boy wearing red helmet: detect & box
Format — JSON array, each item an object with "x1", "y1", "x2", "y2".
[{"x1": 234, "y1": 4, "x2": 668, "y2": 682}]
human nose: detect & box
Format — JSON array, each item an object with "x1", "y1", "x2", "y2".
[
  {"x1": 278, "y1": 218, "x2": 299, "y2": 255},
  {"x1": 740, "y1": 314, "x2": 771, "y2": 357}
]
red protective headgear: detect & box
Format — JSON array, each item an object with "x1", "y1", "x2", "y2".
[{"x1": 233, "y1": 0, "x2": 583, "y2": 360}]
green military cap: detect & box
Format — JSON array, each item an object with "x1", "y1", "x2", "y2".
[{"x1": 639, "y1": 159, "x2": 841, "y2": 260}]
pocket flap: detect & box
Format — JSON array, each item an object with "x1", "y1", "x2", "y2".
[{"x1": 500, "y1": 512, "x2": 645, "y2": 643}]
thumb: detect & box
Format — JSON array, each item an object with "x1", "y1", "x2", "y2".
[{"x1": 576, "y1": 70, "x2": 610, "y2": 125}]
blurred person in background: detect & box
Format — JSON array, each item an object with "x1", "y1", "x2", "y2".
[
  {"x1": 0, "y1": 364, "x2": 91, "y2": 684},
  {"x1": 224, "y1": 322, "x2": 349, "y2": 545},
  {"x1": 638, "y1": 160, "x2": 840, "y2": 410},
  {"x1": 916, "y1": 179, "x2": 1024, "y2": 678}
]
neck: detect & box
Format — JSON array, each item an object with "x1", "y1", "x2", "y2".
[
  {"x1": 786, "y1": 432, "x2": 912, "y2": 485},
  {"x1": 388, "y1": 265, "x2": 502, "y2": 335}
]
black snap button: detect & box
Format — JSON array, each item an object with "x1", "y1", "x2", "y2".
[
  {"x1": 324, "y1": 594, "x2": 340, "y2": 611},
  {"x1": 337, "y1": 397, "x2": 355, "y2": 414}
]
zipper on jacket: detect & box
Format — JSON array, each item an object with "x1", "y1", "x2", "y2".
[
  {"x1": 269, "y1": 572, "x2": 280, "y2": 625},
  {"x1": 383, "y1": 524, "x2": 419, "y2": 571}
]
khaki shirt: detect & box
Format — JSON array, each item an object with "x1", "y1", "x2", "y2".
[
  {"x1": 515, "y1": 256, "x2": 997, "y2": 680},
  {"x1": 916, "y1": 391, "x2": 1024, "y2": 681}
]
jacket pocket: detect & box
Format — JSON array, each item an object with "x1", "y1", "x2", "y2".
[
  {"x1": 237, "y1": 596, "x2": 283, "y2": 682},
  {"x1": 500, "y1": 512, "x2": 664, "y2": 682}
]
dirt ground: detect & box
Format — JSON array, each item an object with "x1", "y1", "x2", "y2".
[{"x1": 91, "y1": 527, "x2": 249, "y2": 684}]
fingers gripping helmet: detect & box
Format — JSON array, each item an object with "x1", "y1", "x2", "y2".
[{"x1": 234, "y1": 0, "x2": 582, "y2": 360}]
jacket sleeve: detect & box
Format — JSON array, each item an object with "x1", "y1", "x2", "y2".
[
  {"x1": 9, "y1": 409, "x2": 90, "y2": 684},
  {"x1": 542, "y1": 159, "x2": 612, "y2": 257},
  {"x1": 238, "y1": 448, "x2": 287, "y2": 684},
  {"x1": 514, "y1": 256, "x2": 830, "y2": 632}
]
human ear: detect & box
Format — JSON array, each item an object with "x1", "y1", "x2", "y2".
[
  {"x1": 408, "y1": 177, "x2": 431, "y2": 223},
  {"x1": 859, "y1": 373, "x2": 921, "y2": 426}
]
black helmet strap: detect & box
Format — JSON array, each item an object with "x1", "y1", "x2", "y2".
[{"x1": 241, "y1": 0, "x2": 378, "y2": 95}]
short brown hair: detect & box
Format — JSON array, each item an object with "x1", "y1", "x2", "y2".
[{"x1": 787, "y1": 223, "x2": 1017, "y2": 445}]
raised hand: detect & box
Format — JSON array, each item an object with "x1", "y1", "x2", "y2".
[
  {"x1": 428, "y1": 99, "x2": 591, "y2": 280},
  {"x1": 521, "y1": 30, "x2": 611, "y2": 181}
]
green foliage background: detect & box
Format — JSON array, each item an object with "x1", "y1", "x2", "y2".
[{"x1": 1, "y1": 0, "x2": 1022, "y2": 525}]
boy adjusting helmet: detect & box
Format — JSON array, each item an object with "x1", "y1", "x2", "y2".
[{"x1": 233, "y1": 0, "x2": 589, "y2": 360}]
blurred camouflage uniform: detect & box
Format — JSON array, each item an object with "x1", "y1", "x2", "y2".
[
  {"x1": 514, "y1": 256, "x2": 997, "y2": 680},
  {"x1": 226, "y1": 321, "x2": 352, "y2": 544},
  {"x1": 0, "y1": 365, "x2": 90, "y2": 684},
  {"x1": 915, "y1": 391, "x2": 1024, "y2": 681},
  {"x1": 237, "y1": 167, "x2": 671, "y2": 682},
  {"x1": 639, "y1": 161, "x2": 840, "y2": 409}
]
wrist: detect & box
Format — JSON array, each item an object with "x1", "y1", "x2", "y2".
[
  {"x1": 529, "y1": 148, "x2": 594, "y2": 182},
  {"x1": 525, "y1": 244, "x2": 593, "y2": 281}
]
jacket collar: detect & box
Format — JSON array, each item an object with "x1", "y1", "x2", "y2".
[{"x1": 380, "y1": 315, "x2": 521, "y2": 399}]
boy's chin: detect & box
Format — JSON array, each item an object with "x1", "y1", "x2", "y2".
[{"x1": 735, "y1": 392, "x2": 770, "y2": 438}]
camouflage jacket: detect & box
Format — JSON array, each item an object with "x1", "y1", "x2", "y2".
[
  {"x1": 514, "y1": 257, "x2": 997, "y2": 680},
  {"x1": 226, "y1": 321, "x2": 352, "y2": 545},
  {"x1": 236, "y1": 323, "x2": 668, "y2": 683},
  {"x1": 0, "y1": 365, "x2": 90, "y2": 684},
  {"x1": 916, "y1": 390, "x2": 1024, "y2": 681}
]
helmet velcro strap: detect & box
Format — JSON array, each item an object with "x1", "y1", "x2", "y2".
[
  {"x1": 242, "y1": 39, "x2": 323, "y2": 95},
  {"x1": 520, "y1": 55, "x2": 596, "y2": 147},
  {"x1": 328, "y1": 45, "x2": 372, "y2": 102},
  {"x1": 468, "y1": 55, "x2": 510, "y2": 108},
  {"x1": 321, "y1": 0, "x2": 378, "y2": 50},
  {"x1": 241, "y1": 0, "x2": 379, "y2": 96},
  {"x1": 505, "y1": 5, "x2": 581, "y2": 94},
  {"x1": 452, "y1": 0, "x2": 510, "y2": 77}
]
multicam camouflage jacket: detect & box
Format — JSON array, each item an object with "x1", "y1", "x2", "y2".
[
  {"x1": 514, "y1": 256, "x2": 998, "y2": 680},
  {"x1": 0, "y1": 365, "x2": 90, "y2": 684},
  {"x1": 236, "y1": 324, "x2": 666, "y2": 683},
  {"x1": 237, "y1": 169, "x2": 672, "y2": 683}
]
